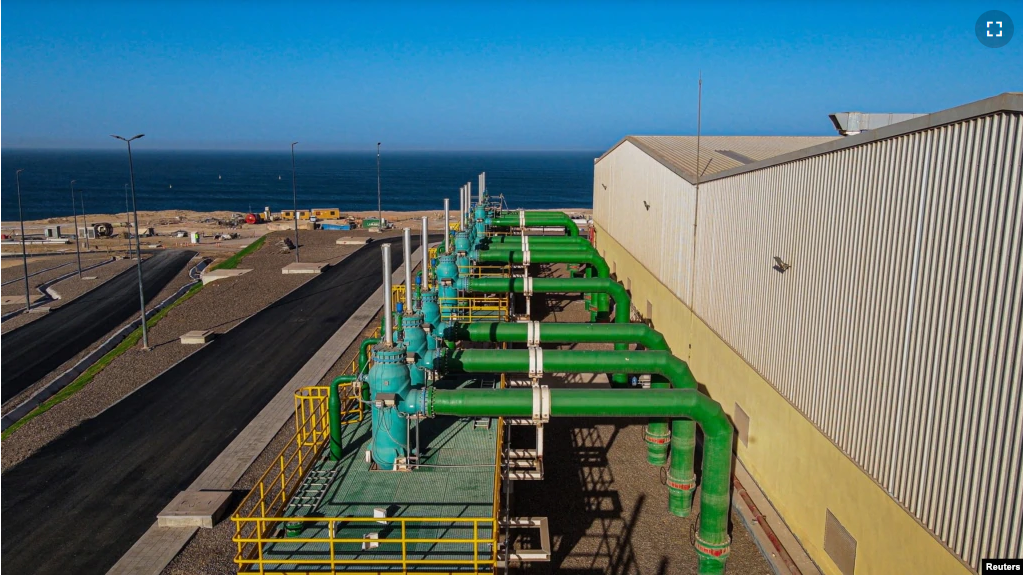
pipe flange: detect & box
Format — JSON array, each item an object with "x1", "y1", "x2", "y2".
[
  {"x1": 667, "y1": 473, "x2": 698, "y2": 492},
  {"x1": 522, "y1": 277, "x2": 534, "y2": 297},
  {"x1": 644, "y1": 430, "x2": 671, "y2": 445},
  {"x1": 423, "y1": 387, "x2": 435, "y2": 418},
  {"x1": 521, "y1": 249, "x2": 531, "y2": 266},
  {"x1": 694, "y1": 536, "x2": 731, "y2": 560}
]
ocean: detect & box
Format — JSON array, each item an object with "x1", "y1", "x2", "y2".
[{"x1": 0, "y1": 150, "x2": 599, "y2": 222}]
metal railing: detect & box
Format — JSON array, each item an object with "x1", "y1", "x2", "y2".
[
  {"x1": 439, "y1": 296, "x2": 509, "y2": 322},
  {"x1": 470, "y1": 264, "x2": 509, "y2": 278},
  {"x1": 232, "y1": 325, "x2": 502, "y2": 574},
  {"x1": 233, "y1": 515, "x2": 498, "y2": 574},
  {"x1": 391, "y1": 285, "x2": 406, "y2": 312},
  {"x1": 233, "y1": 381, "x2": 363, "y2": 568}
]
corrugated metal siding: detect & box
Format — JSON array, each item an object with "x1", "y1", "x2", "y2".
[
  {"x1": 595, "y1": 112, "x2": 1023, "y2": 569},
  {"x1": 593, "y1": 140, "x2": 697, "y2": 304}
]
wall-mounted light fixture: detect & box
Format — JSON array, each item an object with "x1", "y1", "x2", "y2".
[{"x1": 773, "y1": 256, "x2": 791, "y2": 273}]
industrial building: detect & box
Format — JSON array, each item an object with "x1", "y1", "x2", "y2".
[{"x1": 591, "y1": 92, "x2": 1022, "y2": 574}]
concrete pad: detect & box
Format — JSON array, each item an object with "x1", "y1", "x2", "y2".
[
  {"x1": 201, "y1": 268, "x2": 251, "y2": 285},
  {"x1": 336, "y1": 237, "x2": 371, "y2": 245},
  {"x1": 180, "y1": 330, "x2": 215, "y2": 345},
  {"x1": 83, "y1": 276, "x2": 98, "y2": 281},
  {"x1": 1, "y1": 294, "x2": 45, "y2": 305},
  {"x1": 28, "y1": 306, "x2": 52, "y2": 314},
  {"x1": 156, "y1": 490, "x2": 232, "y2": 528},
  {"x1": 281, "y1": 262, "x2": 329, "y2": 274}
]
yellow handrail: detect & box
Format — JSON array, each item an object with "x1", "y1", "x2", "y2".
[
  {"x1": 232, "y1": 321, "x2": 499, "y2": 574},
  {"x1": 438, "y1": 295, "x2": 509, "y2": 322}
]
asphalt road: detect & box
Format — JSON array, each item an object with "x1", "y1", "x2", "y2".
[
  {"x1": 0, "y1": 237, "x2": 415, "y2": 574},
  {"x1": 1, "y1": 250, "x2": 197, "y2": 403}
]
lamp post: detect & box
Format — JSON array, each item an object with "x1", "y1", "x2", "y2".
[
  {"x1": 290, "y1": 141, "x2": 299, "y2": 263},
  {"x1": 376, "y1": 142, "x2": 382, "y2": 229},
  {"x1": 79, "y1": 188, "x2": 90, "y2": 249},
  {"x1": 16, "y1": 169, "x2": 30, "y2": 312},
  {"x1": 70, "y1": 180, "x2": 83, "y2": 277},
  {"x1": 111, "y1": 133, "x2": 150, "y2": 349},
  {"x1": 124, "y1": 184, "x2": 133, "y2": 259}
]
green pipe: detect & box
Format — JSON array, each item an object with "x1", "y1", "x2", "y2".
[
  {"x1": 448, "y1": 321, "x2": 673, "y2": 463},
  {"x1": 489, "y1": 235, "x2": 592, "y2": 247},
  {"x1": 328, "y1": 375, "x2": 359, "y2": 460},
  {"x1": 464, "y1": 276, "x2": 632, "y2": 384},
  {"x1": 419, "y1": 387, "x2": 733, "y2": 574},
  {"x1": 465, "y1": 277, "x2": 628, "y2": 324},
  {"x1": 450, "y1": 321, "x2": 667, "y2": 351},
  {"x1": 359, "y1": 337, "x2": 380, "y2": 374},
  {"x1": 490, "y1": 212, "x2": 580, "y2": 236},
  {"x1": 475, "y1": 249, "x2": 610, "y2": 312},
  {"x1": 444, "y1": 348, "x2": 697, "y2": 506}
]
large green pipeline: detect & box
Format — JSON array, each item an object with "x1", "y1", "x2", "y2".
[
  {"x1": 465, "y1": 277, "x2": 628, "y2": 323},
  {"x1": 475, "y1": 249, "x2": 610, "y2": 312},
  {"x1": 490, "y1": 212, "x2": 580, "y2": 237},
  {"x1": 488, "y1": 235, "x2": 592, "y2": 248},
  {"x1": 448, "y1": 321, "x2": 667, "y2": 351},
  {"x1": 464, "y1": 276, "x2": 632, "y2": 385},
  {"x1": 417, "y1": 387, "x2": 733, "y2": 574},
  {"x1": 443, "y1": 348, "x2": 699, "y2": 514}
]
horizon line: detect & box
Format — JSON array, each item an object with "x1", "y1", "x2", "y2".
[{"x1": 1, "y1": 146, "x2": 606, "y2": 154}]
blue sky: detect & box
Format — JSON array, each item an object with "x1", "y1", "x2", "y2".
[{"x1": 2, "y1": 1, "x2": 1019, "y2": 150}]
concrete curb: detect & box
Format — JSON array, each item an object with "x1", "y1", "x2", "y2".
[
  {"x1": 42, "y1": 257, "x2": 118, "y2": 301},
  {"x1": 0, "y1": 257, "x2": 209, "y2": 431},
  {"x1": 0, "y1": 257, "x2": 117, "y2": 322},
  {"x1": 0, "y1": 261, "x2": 71, "y2": 286}
]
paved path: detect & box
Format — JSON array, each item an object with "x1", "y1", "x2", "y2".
[
  {"x1": 1, "y1": 250, "x2": 196, "y2": 403},
  {"x1": 0, "y1": 238, "x2": 416, "y2": 574}
]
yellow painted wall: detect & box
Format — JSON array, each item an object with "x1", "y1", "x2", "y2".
[{"x1": 595, "y1": 224, "x2": 972, "y2": 575}]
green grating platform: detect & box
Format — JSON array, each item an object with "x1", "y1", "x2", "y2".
[{"x1": 253, "y1": 376, "x2": 501, "y2": 573}]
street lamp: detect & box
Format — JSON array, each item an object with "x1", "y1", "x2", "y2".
[
  {"x1": 290, "y1": 141, "x2": 299, "y2": 263},
  {"x1": 16, "y1": 169, "x2": 30, "y2": 313},
  {"x1": 124, "y1": 184, "x2": 133, "y2": 259},
  {"x1": 376, "y1": 142, "x2": 382, "y2": 229},
  {"x1": 79, "y1": 188, "x2": 90, "y2": 249},
  {"x1": 70, "y1": 180, "x2": 83, "y2": 277},
  {"x1": 111, "y1": 133, "x2": 149, "y2": 349}
]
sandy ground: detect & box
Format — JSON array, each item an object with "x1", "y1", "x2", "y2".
[{"x1": 1, "y1": 207, "x2": 592, "y2": 257}]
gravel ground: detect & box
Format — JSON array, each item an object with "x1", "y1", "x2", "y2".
[
  {"x1": 162, "y1": 310, "x2": 384, "y2": 575},
  {"x1": 162, "y1": 261, "x2": 770, "y2": 574},
  {"x1": 1, "y1": 256, "x2": 193, "y2": 413},
  {"x1": 1, "y1": 231, "x2": 365, "y2": 471},
  {"x1": 1, "y1": 254, "x2": 127, "y2": 330}
]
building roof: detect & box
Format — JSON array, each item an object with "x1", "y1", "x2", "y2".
[
  {"x1": 619, "y1": 135, "x2": 838, "y2": 182},
  {"x1": 599, "y1": 92, "x2": 1023, "y2": 185}
]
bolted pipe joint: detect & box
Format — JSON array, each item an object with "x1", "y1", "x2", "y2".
[
  {"x1": 644, "y1": 428, "x2": 671, "y2": 465},
  {"x1": 667, "y1": 424, "x2": 698, "y2": 517},
  {"x1": 695, "y1": 535, "x2": 731, "y2": 575}
]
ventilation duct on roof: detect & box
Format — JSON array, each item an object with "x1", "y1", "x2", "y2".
[{"x1": 828, "y1": 112, "x2": 927, "y2": 136}]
